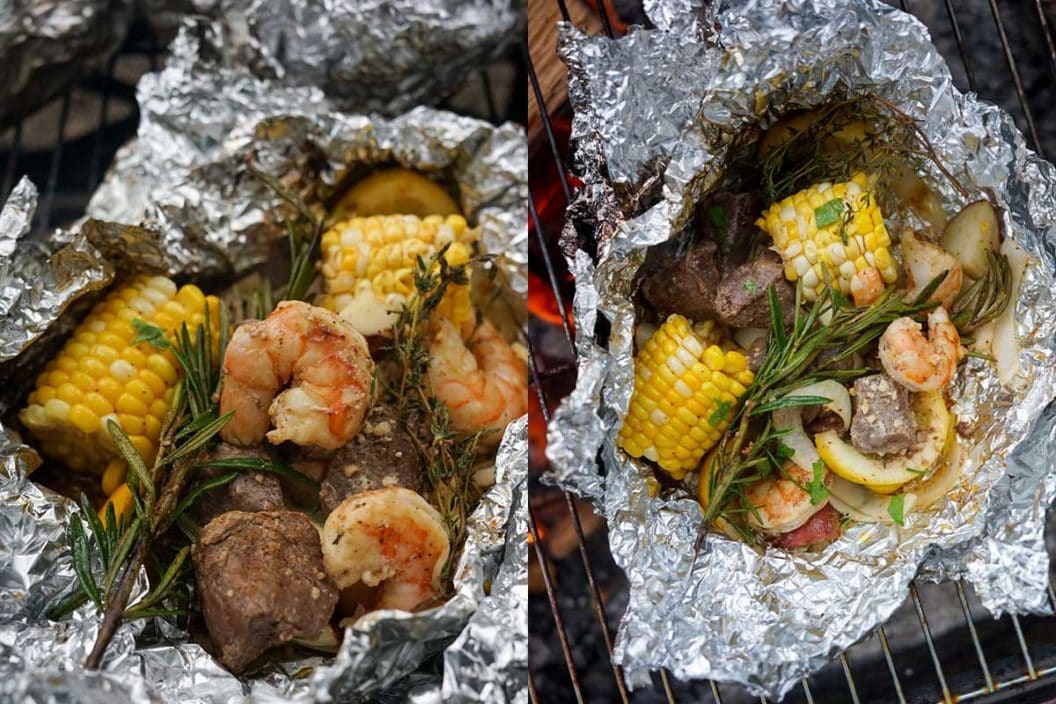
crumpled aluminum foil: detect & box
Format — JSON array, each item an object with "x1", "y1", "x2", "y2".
[
  {"x1": 131, "y1": 0, "x2": 522, "y2": 116},
  {"x1": 87, "y1": 18, "x2": 527, "y2": 299},
  {"x1": 0, "y1": 15, "x2": 527, "y2": 702},
  {"x1": 0, "y1": 0, "x2": 133, "y2": 127},
  {"x1": 546, "y1": 0, "x2": 1056, "y2": 698}
]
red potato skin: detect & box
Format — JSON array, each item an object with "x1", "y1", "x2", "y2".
[{"x1": 773, "y1": 504, "x2": 841, "y2": 549}]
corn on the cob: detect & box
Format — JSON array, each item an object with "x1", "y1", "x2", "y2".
[
  {"x1": 18, "y1": 275, "x2": 219, "y2": 512},
  {"x1": 320, "y1": 214, "x2": 476, "y2": 336},
  {"x1": 757, "y1": 172, "x2": 898, "y2": 301},
  {"x1": 618, "y1": 314, "x2": 755, "y2": 479}
]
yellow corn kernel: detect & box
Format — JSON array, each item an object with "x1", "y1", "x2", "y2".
[
  {"x1": 98, "y1": 483, "x2": 134, "y2": 525},
  {"x1": 101, "y1": 460, "x2": 127, "y2": 496},
  {"x1": 617, "y1": 314, "x2": 754, "y2": 478},
  {"x1": 758, "y1": 172, "x2": 893, "y2": 303}
]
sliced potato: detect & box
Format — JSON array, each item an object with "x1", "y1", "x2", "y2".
[
  {"x1": 940, "y1": 200, "x2": 1001, "y2": 278},
  {"x1": 901, "y1": 229, "x2": 962, "y2": 309},
  {"x1": 335, "y1": 168, "x2": 460, "y2": 217},
  {"x1": 886, "y1": 163, "x2": 946, "y2": 236},
  {"x1": 815, "y1": 392, "x2": 952, "y2": 493}
]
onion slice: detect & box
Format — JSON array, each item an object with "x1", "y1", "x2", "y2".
[
  {"x1": 827, "y1": 475, "x2": 918, "y2": 523},
  {"x1": 772, "y1": 380, "x2": 852, "y2": 474},
  {"x1": 993, "y1": 238, "x2": 1029, "y2": 389}
]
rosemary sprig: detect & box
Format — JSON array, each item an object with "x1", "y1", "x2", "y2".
[
  {"x1": 951, "y1": 250, "x2": 1013, "y2": 332},
  {"x1": 699, "y1": 277, "x2": 943, "y2": 535},
  {"x1": 386, "y1": 248, "x2": 485, "y2": 574},
  {"x1": 43, "y1": 301, "x2": 237, "y2": 669}
]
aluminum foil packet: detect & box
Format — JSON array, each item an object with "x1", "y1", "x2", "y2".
[
  {"x1": 546, "y1": 0, "x2": 1056, "y2": 698},
  {"x1": 0, "y1": 0, "x2": 133, "y2": 127},
  {"x1": 0, "y1": 15, "x2": 527, "y2": 702},
  {"x1": 132, "y1": 0, "x2": 523, "y2": 116}
]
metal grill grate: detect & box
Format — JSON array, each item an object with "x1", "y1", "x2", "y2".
[{"x1": 527, "y1": 1, "x2": 1056, "y2": 702}]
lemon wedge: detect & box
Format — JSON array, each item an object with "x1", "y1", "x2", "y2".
[
  {"x1": 815, "y1": 392, "x2": 951, "y2": 493},
  {"x1": 335, "y1": 168, "x2": 460, "y2": 218}
]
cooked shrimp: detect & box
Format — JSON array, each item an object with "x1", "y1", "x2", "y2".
[
  {"x1": 427, "y1": 316, "x2": 527, "y2": 443},
  {"x1": 850, "y1": 267, "x2": 885, "y2": 306},
  {"x1": 879, "y1": 307, "x2": 962, "y2": 392},
  {"x1": 901, "y1": 229, "x2": 963, "y2": 309},
  {"x1": 746, "y1": 461, "x2": 831, "y2": 535},
  {"x1": 219, "y1": 300, "x2": 374, "y2": 449},
  {"x1": 321, "y1": 487, "x2": 450, "y2": 612}
]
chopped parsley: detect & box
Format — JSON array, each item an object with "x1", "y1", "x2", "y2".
[
  {"x1": 887, "y1": 494, "x2": 905, "y2": 526},
  {"x1": 814, "y1": 198, "x2": 845, "y2": 229},
  {"x1": 807, "y1": 459, "x2": 829, "y2": 505},
  {"x1": 774, "y1": 441, "x2": 795, "y2": 462},
  {"x1": 744, "y1": 278, "x2": 758, "y2": 296},
  {"x1": 905, "y1": 467, "x2": 926, "y2": 475},
  {"x1": 708, "y1": 399, "x2": 733, "y2": 426}
]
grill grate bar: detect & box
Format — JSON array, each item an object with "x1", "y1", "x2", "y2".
[
  {"x1": 659, "y1": 668, "x2": 677, "y2": 703},
  {"x1": 2, "y1": 123, "x2": 21, "y2": 199},
  {"x1": 876, "y1": 625, "x2": 908, "y2": 704},
  {"x1": 479, "y1": 71, "x2": 500, "y2": 125},
  {"x1": 529, "y1": 500, "x2": 587, "y2": 704},
  {"x1": 529, "y1": 190, "x2": 576, "y2": 352},
  {"x1": 1035, "y1": 0, "x2": 1056, "y2": 80},
  {"x1": 528, "y1": 345, "x2": 632, "y2": 702},
  {"x1": 596, "y1": 0, "x2": 617, "y2": 38},
  {"x1": 940, "y1": 0, "x2": 978, "y2": 92},
  {"x1": 556, "y1": 0, "x2": 571, "y2": 22},
  {"x1": 87, "y1": 57, "x2": 116, "y2": 189},
  {"x1": 800, "y1": 678, "x2": 815, "y2": 704},
  {"x1": 528, "y1": 667, "x2": 540, "y2": 704},
  {"x1": 838, "y1": 653, "x2": 861, "y2": 704},
  {"x1": 36, "y1": 92, "x2": 72, "y2": 236},
  {"x1": 526, "y1": 42, "x2": 573, "y2": 205},
  {"x1": 710, "y1": 679, "x2": 724, "y2": 704},
  {"x1": 1009, "y1": 613, "x2": 1038, "y2": 680},
  {"x1": 956, "y1": 580, "x2": 995, "y2": 692},
  {"x1": 955, "y1": 665, "x2": 1056, "y2": 702},
  {"x1": 985, "y1": 0, "x2": 1045, "y2": 158},
  {"x1": 909, "y1": 582, "x2": 953, "y2": 703}
]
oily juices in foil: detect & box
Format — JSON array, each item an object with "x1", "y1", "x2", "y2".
[
  {"x1": 547, "y1": 0, "x2": 1056, "y2": 698},
  {"x1": 0, "y1": 19, "x2": 527, "y2": 704}
]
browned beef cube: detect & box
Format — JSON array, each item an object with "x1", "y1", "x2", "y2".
[
  {"x1": 194, "y1": 443, "x2": 284, "y2": 524},
  {"x1": 850, "y1": 375, "x2": 917, "y2": 456},
  {"x1": 639, "y1": 238, "x2": 722, "y2": 320},
  {"x1": 713, "y1": 251, "x2": 795, "y2": 328},
  {"x1": 696, "y1": 192, "x2": 764, "y2": 270},
  {"x1": 194, "y1": 511, "x2": 338, "y2": 673},
  {"x1": 319, "y1": 405, "x2": 425, "y2": 516}
]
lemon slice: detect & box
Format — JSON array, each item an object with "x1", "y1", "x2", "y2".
[
  {"x1": 815, "y1": 392, "x2": 951, "y2": 493},
  {"x1": 335, "y1": 168, "x2": 460, "y2": 218}
]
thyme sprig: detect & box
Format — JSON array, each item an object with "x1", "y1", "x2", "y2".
[
  {"x1": 699, "y1": 276, "x2": 945, "y2": 538},
  {"x1": 387, "y1": 247, "x2": 486, "y2": 574},
  {"x1": 759, "y1": 96, "x2": 969, "y2": 207}
]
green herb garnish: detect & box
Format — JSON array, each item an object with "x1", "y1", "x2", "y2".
[
  {"x1": 814, "y1": 198, "x2": 845, "y2": 228},
  {"x1": 707, "y1": 204, "x2": 728, "y2": 230},
  {"x1": 888, "y1": 494, "x2": 905, "y2": 526},
  {"x1": 807, "y1": 459, "x2": 830, "y2": 505}
]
